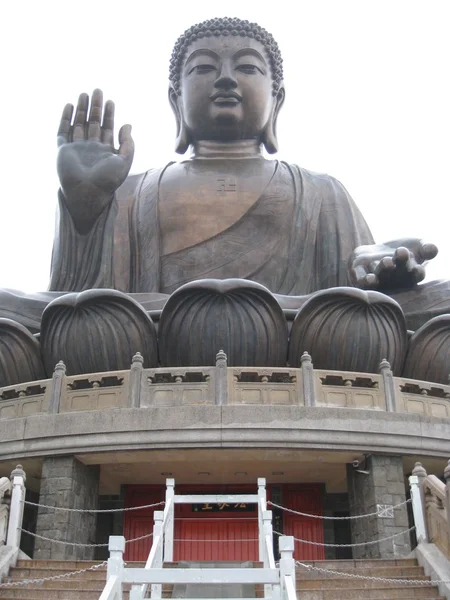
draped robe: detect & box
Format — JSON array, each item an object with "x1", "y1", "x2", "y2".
[
  {"x1": 49, "y1": 161, "x2": 375, "y2": 296},
  {"x1": 0, "y1": 161, "x2": 447, "y2": 333}
]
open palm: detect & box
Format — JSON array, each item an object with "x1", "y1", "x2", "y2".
[{"x1": 57, "y1": 89, "x2": 134, "y2": 233}]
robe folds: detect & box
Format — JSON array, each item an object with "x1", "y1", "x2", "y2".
[{"x1": 49, "y1": 161, "x2": 375, "y2": 296}]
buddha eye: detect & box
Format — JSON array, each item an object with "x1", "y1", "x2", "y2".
[
  {"x1": 189, "y1": 64, "x2": 217, "y2": 75},
  {"x1": 236, "y1": 64, "x2": 263, "y2": 75}
]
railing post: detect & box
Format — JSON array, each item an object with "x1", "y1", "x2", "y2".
[
  {"x1": 301, "y1": 352, "x2": 316, "y2": 407},
  {"x1": 49, "y1": 360, "x2": 65, "y2": 413},
  {"x1": 6, "y1": 465, "x2": 26, "y2": 550},
  {"x1": 263, "y1": 509, "x2": 274, "y2": 598},
  {"x1": 107, "y1": 535, "x2": 124, "y2": 600},
  {"x1": 443, "y1": 459, "x2": 450, "y2": 552},
  {"x1": 409, "y1": 474, "x2": 427, "y2": 543},
  {"x1": 215, "y1": 349, "x2": 228, "y2": 405},
  {"x1": 129, "y1": 352, "x2": 144, "y2": 408},
  {"x1": 258, "y1": 478, "x2": 267, "y2": 562},
  {"x1": 379, "y1": 358, "x2": 397, "y2": 412},
  {"x1": 0, "y1": 477, "x2": 11, "y2": 546},
  {"x1": 279, "y1": 536, "x2": 295, "y2": 600},
  {"x1": 151, "y1": 511, "x2": 164, "y2": 599},
  {"x1": 164, "y1": 478, "x2": 175, "y2": 562}
]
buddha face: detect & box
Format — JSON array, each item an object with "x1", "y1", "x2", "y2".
[{"x1": 174, "y1": 35, "x2": 283, "y2": 146}]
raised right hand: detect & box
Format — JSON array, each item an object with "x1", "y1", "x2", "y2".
[{"x1": 57, "y1": 89, "x2": 134, "y2": 233}]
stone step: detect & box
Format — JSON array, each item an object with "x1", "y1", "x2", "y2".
[
  {"x1": 295, "y1": 587, "x2": 443, "y2": 599},
  {"x1": 296, "y1": 565, "x2": 426, "y2": 579},
  {"x1": 14, "y1": 560, "x2": 103, "y2": 570},
  {"x1": 297, "y1": 576, "x2": 431, "y2": 589},
  {"x1": 7, "y1": 567, "x2": 108, "y2": 580},
  {"x1": 298, "y1": 558, "x2": 419, "y2": 569},
  {"x1": 0, "y1": 589, "x2": 111, "y2": 599}
]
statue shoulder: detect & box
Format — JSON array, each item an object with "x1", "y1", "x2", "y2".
[
  {"x1": 284, "y1": 162, "x2": 353, "y2": 202},
  {"x1": 116, "y1": 167, "x2": 169, "y2": 204}
]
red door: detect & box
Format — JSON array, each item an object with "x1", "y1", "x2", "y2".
[
  {"x1": 282, "y1": 485, "x2": 324, "y2": 560},
  {"x1": 123, "y1": 486, "x2": 164, "y2": 561},
  {"x1": 174, "y1": 484, "x2": 258, "y2": 561}
]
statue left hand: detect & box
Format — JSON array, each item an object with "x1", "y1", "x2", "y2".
[{"x1": 349, "y1": 239, "x2": 438, "y2": 291}]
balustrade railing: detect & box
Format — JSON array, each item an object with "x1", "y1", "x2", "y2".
[
  {"x1": 1, "y1": 353, "x2": 450, "y2": 420},
  {"x1": 409, "y1": 460, "x2": 450, "y2": 559}
]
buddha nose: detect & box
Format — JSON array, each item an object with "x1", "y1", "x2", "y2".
[{"x1": 214, "y1": 62, "x2": 238, "y2": 89}]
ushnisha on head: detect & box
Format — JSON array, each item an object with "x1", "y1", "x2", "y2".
[{"x1": 168, "y1": 17, "x2": 285, "y2": 154}]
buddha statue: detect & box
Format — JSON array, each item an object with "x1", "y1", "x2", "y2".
[{"x1": 0, "y1": 17, "x2": 449, "y2": 383}]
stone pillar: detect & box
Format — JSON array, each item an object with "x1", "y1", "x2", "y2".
[
  {"x1": 34, "y1": 456, "x2": 99, "y2": 560},
  {"x1": 347, "y1": 455, "x2": 411, "y2": 559}
]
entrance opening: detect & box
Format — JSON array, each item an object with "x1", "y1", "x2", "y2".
[{"x1": 123, "y1": 483, "x2": 324, "y2": 561}]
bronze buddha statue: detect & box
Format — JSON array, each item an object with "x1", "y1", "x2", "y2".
[{"x1": 0, "y1": 17, "x2": 449, "y2": 384}]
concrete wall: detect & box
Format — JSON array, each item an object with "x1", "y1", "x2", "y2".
[
  {"x1": 347, "y1": 455, "x2": 411, "y2": 559},
  {"x1": 34, "y1": 456, "x2": 99, "y2": 560}
]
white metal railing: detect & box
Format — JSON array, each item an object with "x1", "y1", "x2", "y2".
[{"x1": 99, "y1": 478, "x2": 295, "y2": 600}]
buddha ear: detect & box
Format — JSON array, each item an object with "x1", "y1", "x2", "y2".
[
  {"x1": 168, "y1": 86, "x2": 191, "y2": 154},
  {"x1": 262, "y1": 86, "x2": 285, "y2": 154}
]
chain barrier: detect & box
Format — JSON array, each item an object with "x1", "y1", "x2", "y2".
[
  {"x1": 22, "y1": 499, "x2": 165, "y2": 513},
  {"x1": 20, "y1": 528, "x2": 154, "y2": 547},
  {"x1": 0, "y1": 560, "x2": 108, "y2": 588},
  {"x1": 173, "y1": 538, "x2": 259, "y2": 542},
  {"x1": 268, "y1": 498, "x2": 411, "y2": 520},
  {"x1": 296, "y1": 560, "x2": 450, "y2": 586},
  {"x1": 274, "y1": 526, "x2": 415, "y2": 548}
]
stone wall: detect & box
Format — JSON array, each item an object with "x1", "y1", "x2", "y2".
[
  {"x1": 347, "y1": 455, "x2": 411, "y2": 559},
  {"x1": 34, "y1": 456, "x2": 99, "y2": 560}
]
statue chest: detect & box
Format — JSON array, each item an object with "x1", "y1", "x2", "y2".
[{"x1": 158, "y1": 160, "x2": 276, "y2": 256}]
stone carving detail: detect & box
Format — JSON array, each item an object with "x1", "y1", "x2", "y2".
[
  {"x1": 288, "y1": 287, "x2": 407, "y2": 375},
  {"x1": 158, "y1": 279, "x2": 288, "y2": 367},
  {"x1": 0, "y1": 318, "x2": 46, "y2": 387},
  {"x1": 402, "y1": 315, "x2": 450, "y2": 384},
  {"x1": 40, "y1": 289, "x2": 158, "y2": 376}
]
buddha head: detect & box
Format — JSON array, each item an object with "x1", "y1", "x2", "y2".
[{"x1": 169, "y1": 17, "x2": 285, "y2": 154}]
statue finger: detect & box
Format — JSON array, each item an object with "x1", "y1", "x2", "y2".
[
  {"x1": 101, "y1": 100, "x2": 115, "y2": 146},
  {"x1": 393, "y1": 246, "x2": 412, "y2": 266},
  {"x1": 118, "y1": 124, "x2": 135, "y2": 163},
  {"x1": 374, "y1": 256, "x2": 395, "y2": 276},
  {"x1": 57, "y1": 103, "x2": 73, "y2": 147},
  {"x1": 72, "y1": 92, "x2": 89, "y2": 141},
  {"x1": 351, "y1": 264, "x2": 369, "y2": 284},
  {"x1": 411, "y1": 264, "x2": 426, "y2": 284},
  {"x1": 419, "y1": 242, "x2": 438, "y2": 262},
  {"x1": 87, "y1": 88, "x2": 103, "y2": 141},
  {"x1": 362, "y1": 273, "x2": 378, "y2": 289}
]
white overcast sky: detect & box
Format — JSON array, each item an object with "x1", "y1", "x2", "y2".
[{"x1": 0, "y1": 0, "x2": 448, "y2": 292}]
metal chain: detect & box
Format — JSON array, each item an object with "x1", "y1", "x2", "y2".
[
  {"x1": 173, "y1": 538, "x2": 259, "y2": 542},
  {"x1": 22, "y1": 499, "x2": 165, "y2": 513},
  {"x1": 274, "y1": 526, "x2": 415, "y2": 548},
  {"x1": 0, "y1": 560, "x2": 108, "y2": 588},
  {"x1": 20, "y1": 528, "x2": 154, "y2": 547},
  {"x1": 296, "y1": 561, "x2": 450, "y2": 586},
  {"x1": 268, "y1": 498, "x2": 411, "y2": 520}
]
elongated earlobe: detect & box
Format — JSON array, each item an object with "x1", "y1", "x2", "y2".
[
  {"x1": 262, "y1": 86, "x2": 285, "y2": 154},
  {"x1": 168, "y1": 87, "x2": 192, "y2": 154}
]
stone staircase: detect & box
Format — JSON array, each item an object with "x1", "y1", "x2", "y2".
[
  {"x1": 0, "y1": 558, "x2": 446, "y2": 599},
  {"x1": 296, "y1": 558, "x2": 445, "y2": 599}
]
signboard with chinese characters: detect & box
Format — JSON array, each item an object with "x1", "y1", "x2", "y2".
[{"x1": 192, "y1": 502, "x2": 256, "y2": 513}]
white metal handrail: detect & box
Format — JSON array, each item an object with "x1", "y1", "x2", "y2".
[{"x1": 99, "y1": 478, "x2": 295, "y2": 600}]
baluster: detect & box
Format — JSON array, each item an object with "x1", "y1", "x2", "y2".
[{"x1": 6, "y1": 465, "x2": 26, "y2": 552}]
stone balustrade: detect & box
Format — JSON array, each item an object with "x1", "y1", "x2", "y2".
[
  {"x1": 0, "y1": 351, "x2": 449, "y2": 421},
  {"x1": 414, "y1": 461, "x2": 450, "y2": 560}
]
